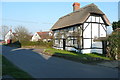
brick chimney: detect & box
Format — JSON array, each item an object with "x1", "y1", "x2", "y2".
[{"x1": 73, "y1": 2, "x2": 80, "y2": 11}]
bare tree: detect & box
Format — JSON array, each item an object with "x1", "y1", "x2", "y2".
[
  {"x1": 14, "y1": 26, "x2": 31, "y2": 42},
  {"x1": 0, "y1": 25, "x2": 9, "y2": 40}
]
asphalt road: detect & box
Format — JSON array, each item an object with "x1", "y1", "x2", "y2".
[{"x1": 2, "y1": 45, "x2": 119, "y2": 78}]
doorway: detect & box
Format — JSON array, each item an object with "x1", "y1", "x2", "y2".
[{"x1": 63, "y1": 39, "x2": 66, "y2": 50}]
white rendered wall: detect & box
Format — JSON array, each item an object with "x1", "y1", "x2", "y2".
[
  {"x1": 92, "y1": 23, "x2": 99, "y2": 38},
  {"x1": 81, "y1": 49, "x2": 102, "y2": 54},
  {"x1": 100, "y1": 24, "x2": 106, "y2": 37},
  {"x1": 53, "y1": 15, "x2": 107, "y2": 54},
  {"x1": 82, "y1": 15, "x2": 106, "y2": 54},
  {"x1": 65, "y1": 47, "x2": 79, "y2": 52},
  {"x1": 5, "y1": 31, "x2": 14, "y2": 42},
  {"x1": 83, "y1": 23, "x2": 91, "y2": 38},
  {"x1": 83, "y1": 39, "x2": 91, "y2": 48},
  {"x1": 53, "y1": 46, "x2": 63, "y2": 50},
  {"x1": 31, "y1": 33, "x2": 41, "y2": 41}
]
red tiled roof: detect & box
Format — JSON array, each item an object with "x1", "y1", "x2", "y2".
[{"x1": 36, "y1": 31, "x2": 53, "y2": 39}]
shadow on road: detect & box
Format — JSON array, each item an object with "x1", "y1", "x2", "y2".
[
  {"x1": 1, "y1": 45, "x2": 119, "y2": 78},
  {"x1": 4, "y1": 41, "x2": 21, "y2": 48}
]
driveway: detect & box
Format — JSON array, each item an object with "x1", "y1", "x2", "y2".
[{"x1": 2, "y1": 45, "x2": 119, "y2": 78}]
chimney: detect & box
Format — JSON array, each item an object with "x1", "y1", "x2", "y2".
[{"x1": 73, "y1": 2, "x2": 80, "y2": 11}]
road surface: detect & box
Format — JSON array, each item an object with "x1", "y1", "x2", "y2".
[{"x1": 2, "y1": 45, "x2": 119, "y2": 78}]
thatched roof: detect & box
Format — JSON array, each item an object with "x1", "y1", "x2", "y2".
[{"x1": 51, "y1": 3, "x2": 111, "y2": 30}]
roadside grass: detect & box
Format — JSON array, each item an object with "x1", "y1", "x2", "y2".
[
  {"x1": 2, "y1": 55, "x2": 32, "y2": 78},
  {"x1": 22, "y1": 45, "x2": 48, "y2": 49},
  {"x1": 44, "y1": 48, "x2": 111, "y2": 64}
]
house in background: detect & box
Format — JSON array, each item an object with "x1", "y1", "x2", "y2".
[
  {"x1": 31, "y1": 31, "x2": 53, "y2": 42},
  {"x1": 5, "y1": 29, "x2": 16, "y2": 44},
  {"x1": 51, "y1": 2, "x2": 111, "y2": 54}
]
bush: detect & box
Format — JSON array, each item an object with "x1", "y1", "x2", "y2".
[
  {"x1": 11, "y1": 36, "x2": 53, "y2": 48},
  {"x1": 20, "y1": 40, "x2": 53, "y2": 48},
  {"x1": 107, "y1": 29, "x2": 120, "y2": 60}
]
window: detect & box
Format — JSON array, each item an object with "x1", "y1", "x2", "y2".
[
  {"x1": 92, "y1": 41, "x2": 102, "y2": 48},
  {"x1": 60, "y1": 39, "x2": 63, "y2": 47},
  {"x1": 74, "y1": 27, "x2": 78, "y2": 32},
  {"x1": 55, "y1": 40, "x2": 59, "y2": 44},
  {"x1": 67, "y1": 39, "x2": 72, "y2": 46}
]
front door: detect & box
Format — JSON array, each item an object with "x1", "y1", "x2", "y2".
[
  {"x1": 102, "y1": 41, "x2": 107, "y2": 54},
  {"x1": 63, "y1": 39, "x2": 66, "y2": 50}
]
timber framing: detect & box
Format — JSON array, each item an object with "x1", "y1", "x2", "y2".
[{"x1": 51, "y1": 3, "x2": 110, "y2": 54}]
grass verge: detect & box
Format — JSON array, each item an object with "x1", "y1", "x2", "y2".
[
  {"x1": 2, "y1": 55, "x2": 32, "y2": 78},
  {"x1": 44, "y1": 48, "x2": 111, "y2": 64}
]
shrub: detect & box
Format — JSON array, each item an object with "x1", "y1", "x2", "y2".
[
  {"x1": 107, "y1": 29, "x2": 120, "y2": 60},
  {"x1": 20, "y1": 40, "x2": 53, "y2": 48}
]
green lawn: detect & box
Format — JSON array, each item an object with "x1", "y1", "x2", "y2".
[
  {"x1": 44, "y1": 48, "x2": 111, "y2": 64},
  {"x1": 2, "y1": 55, "x2": 32, "y2": 78}
]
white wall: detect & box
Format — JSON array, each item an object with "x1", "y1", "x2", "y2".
[
  {"x1": 100, "y1": 24, "x2": 106, "y2": 37},
  {"x1": 83, "y1": 15, "x2": 107, "y2": 54},
  {"x1": 53, "y1": 15, "x2": 107, "y2": 54},
  {"x1": 31, "y1": 33, "x2": 41, "y2": 41},
  {"x1": 92, "y1": 23, "x2": 99, "y2": 38},
  {"x1": 5, "y1": 30, "x2": 14, "y2": 43},
  {"x1": 83, "y1": 23, "x2": 91, "y2": 38},
  {"x1": 81, "y1": 49, "x2": 102, "y2": 54}
]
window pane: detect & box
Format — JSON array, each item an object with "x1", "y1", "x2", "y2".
[
  {"x1": 92, "y1": 40, "x2": 102, "y2": 48},
  {"x1": 60, "y1": 39, "x2": 63, "y2": 47},
  {"x1": 55, "y1": 40, "x2": 59, "y2": 44}
]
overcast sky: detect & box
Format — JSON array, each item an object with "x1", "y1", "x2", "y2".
[{"x1": 1, "y1": 2, "x2": 118, "y2": 35}]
